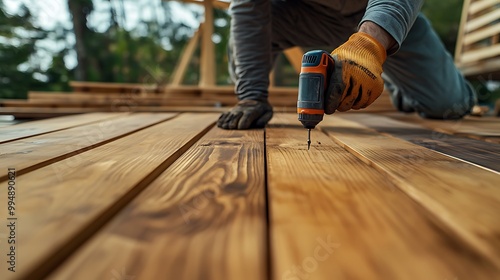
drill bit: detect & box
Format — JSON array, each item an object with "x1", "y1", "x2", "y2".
[{"x1": 307, "y1": 128, "x2": 311, "y2": 150}]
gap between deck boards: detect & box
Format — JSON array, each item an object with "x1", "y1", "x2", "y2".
[
  {"x1": 1, "y1": 114, "x2": 217, "y2": 280},
  {"x1": 2, "y1": 113, "x2": 499, "y2": 279}
]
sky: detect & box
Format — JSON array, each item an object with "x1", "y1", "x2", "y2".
[
  {"x1": 3, "y1": 0, "x2": 204, "y2": 71},
  {"x1": 4, "y1": 0, "x2": 202, "y2": 30}
]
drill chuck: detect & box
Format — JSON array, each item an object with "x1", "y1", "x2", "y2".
[{"x1": 298, "y1": 113, "x2": 323, "y2": 129}]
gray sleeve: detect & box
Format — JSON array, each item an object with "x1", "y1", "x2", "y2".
[
  {"x1": 229, "y1": 0, "x2": 272, "y2": 101},
  {"x1": 360, "y1": 0, "x2": 424, "y2": 54}
]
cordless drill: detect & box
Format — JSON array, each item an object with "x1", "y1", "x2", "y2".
[{"x1": 297, "y1": 50, "x2": 335, "y2": 150}]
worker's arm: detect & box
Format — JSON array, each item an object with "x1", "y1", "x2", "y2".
[
  {"x1": 325, "y1": 0, "x2": 423, "y2": 114},
  {"x1": 358, "y1": 21, "x2": 396, "y2": 52},
  {"x1": 217, "y1": 0, "x2": 273, "y2": 129},
  {"x1": 362, "y1": 0, "x2": 424, "y2": 54}
]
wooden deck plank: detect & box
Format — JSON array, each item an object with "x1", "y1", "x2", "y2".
[
  {"x1": 267, "y1": 114, "x2": 498, "y2": 279},
  {"x1": 0, "y1": 107, "x2": 227, "y2": 119},
  {"x1": 320, "y1": 116, "x2": 500, "y2": 268},
  {"x1": 0, "y1": 113, "x2": 217, "y2": 279},
  {"x1": 0, "y1": 113, "x2": 126, "y2": 144},
  {"x1": 49, "y1": 128, "x2": 267, "y2": 280},
  {"x1": 0, "y1": 107, "x2": 106, "y2": 118},
  {"x1": 0, "y1": 113, "x2": 177, "y2": 181},
  {"x1": 1, "y1": 98, "x2": 218, "y2": 107},
  {"x1": 340, "y1": 113, "x2": 500, "y2": 172},
  {"x1": 383, "y1": 113, "x2": 500, "y2": 143}
]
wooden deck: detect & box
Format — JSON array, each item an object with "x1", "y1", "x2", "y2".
[{"x1": 0, "y1": 112, "x2": 499, "y2": 279}]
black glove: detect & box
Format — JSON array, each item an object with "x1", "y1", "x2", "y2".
[{"x1": 217, "y1": 100, "x2": 273, "y2": 130}]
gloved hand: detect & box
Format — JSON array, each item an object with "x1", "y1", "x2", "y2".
[
  {"x1": 325, "y1": 32, "x2": 387, "y2": 114},
  {"x1": 217, "y1": 99, "x2": 273, "y2": 129}
]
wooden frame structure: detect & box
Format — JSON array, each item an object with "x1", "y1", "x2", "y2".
[
  {"x1": 167, "y1": 0, "x2": 303, "y2": 87},
  {"x1": 455, "y1": 0, "x2": 500, "y2": 78}
]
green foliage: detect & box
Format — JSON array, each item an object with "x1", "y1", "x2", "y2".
[
  {"x1": 0, "y1": 2, "x2": 47, "y2": 99},
  {"x1": 1, "y1": 0, "x2": 198, "y2": 99},
  {"x1": 421, "y1": 0, "x2": 464, "y2": 55}
]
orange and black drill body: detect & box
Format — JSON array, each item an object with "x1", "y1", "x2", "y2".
[{"x1": 297, "y1": 50, "x2": 335, "y2": 129}]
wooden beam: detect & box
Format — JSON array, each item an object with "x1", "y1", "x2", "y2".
[
  {"x1": 1, "y1": 98, "x2": 218, "y2": 107},
  {"x1": 169, "y1": 0, "x2": 230, "y2": 10},
  {"x1": 199, "y1": 0, "x2": 216, "y2": 86},
  {"x1": 171, "y1": 24, "x2": 202, "y2": 86},
  {"x1": 461, "y1": 44, "x2": 500, "y2": 63},
  {"x1": 458, "y1": 58, "x2": 500, "y2": 77},
  {"x1": 0, "y1": 107, "x2": 229, "y2": 119},
  {"x1": 469, "y1": 0, "x2": 500, "y2": 15},
  {"x1": 69, "y1": 81, "x2": 156, "y2": 93},
  {"x1": 465, "y1": 8, "x2": 500, "y2": 32},
  {"x1": 455, "y1": 0, "x2": 472, "y2": 62},
  {"x1": 283, "y1": 46, "x2": 304, "y2": 74},
  {"x1": 463, "y1": 23, "x2": 500, "y2": 45}
]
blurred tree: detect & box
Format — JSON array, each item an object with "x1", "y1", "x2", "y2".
[
  {"x1": 64, "y1": 0, "x2": 198, "y2": 87},
  {"x1": 67, "y1": 0, "x2": 94, "y2": 81},
  {"x1": 213, "y1": 8, "x2": 230, "y2": 85},
  {"x1": 0, "y1": 1, "x2": 47, "y2": 99}
]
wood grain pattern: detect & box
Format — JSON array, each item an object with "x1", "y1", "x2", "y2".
[
  {"x1": 49, "y1": 127, "x2": 267, "y2": 280},
  {"x1": 383, "y1": 112, "x2": 500, "y2": 143},
  {"x1": 0, "y1": 107, "x2": 105, "y2": 118},
  {"x1": 0, "y1": 113, "x2": 125, "y2": 143},
  {"x1": 1, "y1": 97, "x2": 217, "y2": 107},
  {"x1": 0, "y1": 113, "x2": 217, "y2": 280},
  {"x1": 320, "y1": 115, "x2": 500, "y2": 268},
  {"x1": 340, "y1": 113, "x2": 500, "y2": 172},
  {"x1": 0, "y1": 113, "x2": 177, "y2": 181},
  {"x1": 69, "y1": 81, "x2": 158, "y2": 93},
  {"x1": 267, "y1": 114, "x2": 498, "y2": 279},
  {"x1": 0, "y1": 106, "x2": 228, "y2": 119}
]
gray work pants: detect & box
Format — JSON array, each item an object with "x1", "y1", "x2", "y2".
[{"x1": 228, "y1": 1, "x2": 475, "y2": 119}]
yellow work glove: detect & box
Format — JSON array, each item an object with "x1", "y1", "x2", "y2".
[{"x1": 326, "y1": 32, "x2": 387, "y2": 113}]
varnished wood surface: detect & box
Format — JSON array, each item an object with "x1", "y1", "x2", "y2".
[
  {"x1": 341, "y1": 113, "x2": 500, "y2": 172},
  {"x1": 0, "y1": 113, "x2": 217, "y2": 279},
  {"x1": 49, "y1": 128, "x2": 267, "y2": 280},
  {"x1": 321, "y1": 116, "x2": 500, "y2": 267},
  {"x1": 0, "y1": 113, "x2": 177, "y2": 181},
  {"x1": 0, "y1": 106, "x2": 227, "y2": 119},
  {"x1": 0, "y1": 112, "x2": 499, "y2": 279},
  {"x1": 0, "y1": 113, "x2": 126, "y2": 143},
  {"x1": 267, "y1": 114, "x2": 499, "y2": 279},
  {"x1": 383, "y1": 112, "x2": 500, "y2": 143}
]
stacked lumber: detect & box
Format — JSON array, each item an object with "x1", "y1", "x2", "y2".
[
  {"x1": 0, "y1": 82, "x2": 397, "y2": 118},
  {"x1": 455, "y1": 0, "x2": 500, "y2": 78},
  {"x1": 69, "y1": 81, "x2": 161, "y2": 93},
  {"x1": 0, "y1": 112, "x2": 499, "y2": 280}
]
